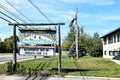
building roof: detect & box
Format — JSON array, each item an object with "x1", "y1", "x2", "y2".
[{"x1": 101, "y1": 27, "x2": 120, "y2": 38}]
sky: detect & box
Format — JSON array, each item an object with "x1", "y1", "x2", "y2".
[{"x1": 0, "y1": 0, "x2": 120, "y2": 41}]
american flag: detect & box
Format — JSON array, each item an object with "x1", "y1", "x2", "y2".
[{"x1": 69, "y1": 7, "x2": 78, "y2": 27}]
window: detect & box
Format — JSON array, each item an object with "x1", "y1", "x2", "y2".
[
  {"x1": 117, "y1": 33, "x2": 120, "y2": 42},
  {"x1": 104, "y1": 51, "x2": 106, "y2": 55},
  {"x1": 114, "y1": 34, "x2": 116, "y2": 43},
  {"x1": 104, "y1": 38, "x2": 107, "y2": 45},
  {"x1": 46, "y1": 49, "x2": 49, "y2": 51},
  {"x1": 114, "y1": 51, "x2": 119, "y2": 56},
  {"x1": 109, "y1": 51, "x2": 114, "y2": 56},
  {"x1": 108, "y1": 35, "x2": 113, "y2": 44}
]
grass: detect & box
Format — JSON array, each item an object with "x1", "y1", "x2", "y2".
[
  {"x1": 67, "y1": 56, "x2": 120, "y2": 77},
  {"x1": 0, "y1": 55, "x2": 120, "y2": 77}
]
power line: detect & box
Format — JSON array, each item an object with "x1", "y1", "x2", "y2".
[
  {"x1": 0, "y1": 11, "x2": 18, "y2": 23},
  {"x1": 0, "y1": 17, "x2": 21, "y2": 28},
  {"x1": 5, "y1": 0, "x2": 32, "y2": 22},
  {"x1": 28, "y1": 0, "x2": 53, "y2": 23},
  {"x1": 0, "y1": 3, "x2": 27, "y2": 28},
  {"x1": 0, "y1": 17, "x2": 11, "y2": 23},
  {"x1": 0, "y1": 3, "x2": 26, "y2": 23}
]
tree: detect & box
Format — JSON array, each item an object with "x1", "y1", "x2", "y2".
[
  {"x1": 0, "y1": 36, "x2": 19, "y2": 53},
  {"x1": 62, "y1": 26, "x2": 103, "y2": 57},
  {"x1": 89, "y1": 33, "x2": 103, "y2": 57},
  {"x1": 62, "y1": 27, "x2": 82, "y2": 51},
  {"x1": 0, "y1": 42, "x2": 6, "y2": 53},
  {"x1": 69, "y1": 42, "x2": 86, "y2": 58},
  {"x1": 61, "y1": 27, "x2": 76, "y2": 51},
  {"x1": 62, "y1": 40, "x2": 72, "y2": 51},
  {"x1": 66, "y1": 27, "x2": 76, "y2": 42},
  {"x1": 0, "y1": 38, "x2": 1, "y2": 43},
  {"x1": 79, "y1": 33, "x2": 92, "y2": 53}
]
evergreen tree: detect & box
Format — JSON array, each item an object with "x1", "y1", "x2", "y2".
[{"x1": 89, "y1": 33, "x2": 103, "y2": 57}]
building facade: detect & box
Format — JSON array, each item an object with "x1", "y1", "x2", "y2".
[{"x1": 101, "y1": 27, "x2": 120, "y2": 58}]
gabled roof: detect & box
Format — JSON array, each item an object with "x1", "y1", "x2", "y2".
[{"x1": 101, "y1": 27, "x2": 120, "y2": 38}]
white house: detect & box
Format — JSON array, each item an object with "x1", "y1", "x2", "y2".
[{"x1": 101, "y1": 27, "x2": 120, "y2": 58}]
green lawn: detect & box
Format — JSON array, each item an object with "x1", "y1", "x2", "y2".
[
  {"x1": 66, "y1": 56, "x2": 120, "y2": 77},
  {"x1": 0, "y1": 56, "x2": 120, "y2": 77}
]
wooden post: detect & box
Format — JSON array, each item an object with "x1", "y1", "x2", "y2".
[
  {"x1": 13, "y1": 24, "x2": 17, "y2": 72},
  {"x1": 58, "y1": 24, "x2": 61, "y2": 77}
]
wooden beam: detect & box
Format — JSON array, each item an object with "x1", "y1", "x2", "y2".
[
  {"x1": 18, "y1": 45, "x2": 55, "y2": 48},
  {"x1": 19, "y1": 28, "x2": 56, "y2": 31},
  {"x1": 9, "y1": 23, "x2": 65, "y2": 26}
]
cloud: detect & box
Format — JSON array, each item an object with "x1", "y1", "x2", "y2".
[
  {"x1": 79, "y1": 0, "x2": 115, "y2": 6},
  {"x1": 101, "y1": 16, "x2": 120, "y2": 20},
  {"x1": 59, "y1": 0, "x2": 115, "y2": 6},
  {"x1": 102, "y1": 29, "x2": 110, "y2": 33}
]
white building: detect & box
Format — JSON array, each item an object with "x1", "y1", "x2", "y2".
[{"x1": 101, "y1": 27, "x2": 120, "y2": 58}]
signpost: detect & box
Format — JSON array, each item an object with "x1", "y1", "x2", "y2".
[{"x1": 9, "y1": 23, "x2": 65, "y2": 76}]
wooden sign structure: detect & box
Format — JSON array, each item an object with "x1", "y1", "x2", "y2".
[
  {"x1": 9, "y1": 23, "x2": 65, "y2": 77},
  {"x1": 18, "y1": 28, "x2": 56, "y2": 56}
]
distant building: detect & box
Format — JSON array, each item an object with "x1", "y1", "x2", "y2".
[{"x1": 101, "y1": 27, "x2": 120, "y2": 58}]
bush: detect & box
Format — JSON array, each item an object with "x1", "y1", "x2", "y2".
[
  {"x1": 6, "y1": 60, "x2": 13, "y2": 72},
  {"x1": 89, "y1": 46, "x2": 103, "y2": 57},
  {"x1": 68, "y1": 42, "x2": 86, "y2": 58}
]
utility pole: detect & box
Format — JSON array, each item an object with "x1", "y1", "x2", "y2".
[
  {"x1": 13, "y1": 24, "x2": 17, "y2": 72},
  {"x1": 58, "y1": 24, "x2": 61, "y2": 77}
]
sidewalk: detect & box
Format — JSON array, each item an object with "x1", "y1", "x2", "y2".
[
  {"x1": 0, "y1": 74, "x2": 120, "y2": 80},
  {"x1": 112, "y1": 59, "x2": 120, "y2": 65}
]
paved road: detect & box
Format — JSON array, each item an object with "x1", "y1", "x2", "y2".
[{"x1": 0, "y1": 55, "x2": 36, "y2": 64}]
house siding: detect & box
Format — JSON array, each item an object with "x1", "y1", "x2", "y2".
[{"x1": 102, "y1": 28, "x2": 120, "y2": 58}]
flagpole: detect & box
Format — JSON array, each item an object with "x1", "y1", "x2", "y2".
[{"x1": 75, "y1": 7, "x2": 78, "y2": 59}]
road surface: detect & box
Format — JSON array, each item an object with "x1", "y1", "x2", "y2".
[{"x1": 0, "y1": 54, "x2": 38, "y2": 64}]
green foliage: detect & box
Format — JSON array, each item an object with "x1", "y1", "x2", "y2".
[
  {"x1": 6, "y1": 60, "x2": 13, "y2": 72},
  {"x1": 4, "y1": 37, "x2": 13, "y2": 52},
  {"x1": 89, "y1": 33, "x2": 103, "y2": 57},
  {"x1": 66, "y1": 27, "x2": 76, "y2": 42},
  {"x1": 5, "y1": 60, "x2": 31, "y2": 75},
  {"x1": 62, "y1": 27, "x2": 82, "y2": 51},
  {"x1": 6, "y1": 60, "x2": 20, "y2": 73},
  {"x1": 62, "y1": 40, "x2": 72, "y2": 51},
  {"x1": 0, "y1": 42, "x2": 6, "y2": 53},
  {"x1": 0, "y1": 36, "x2": 18, "y2": 53},
  {"x1": 69, "y1": 42, "x2": 86, "y2": 58},
  {"x1": 62, "y1": 26, "x2": 103, "y2": 57},
  {"x1": 79, "y1": 33, "x2": 93, "y2": 53},
  {"x1": 0, "y1": 38, "x2": 1, "y2": 43}
]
